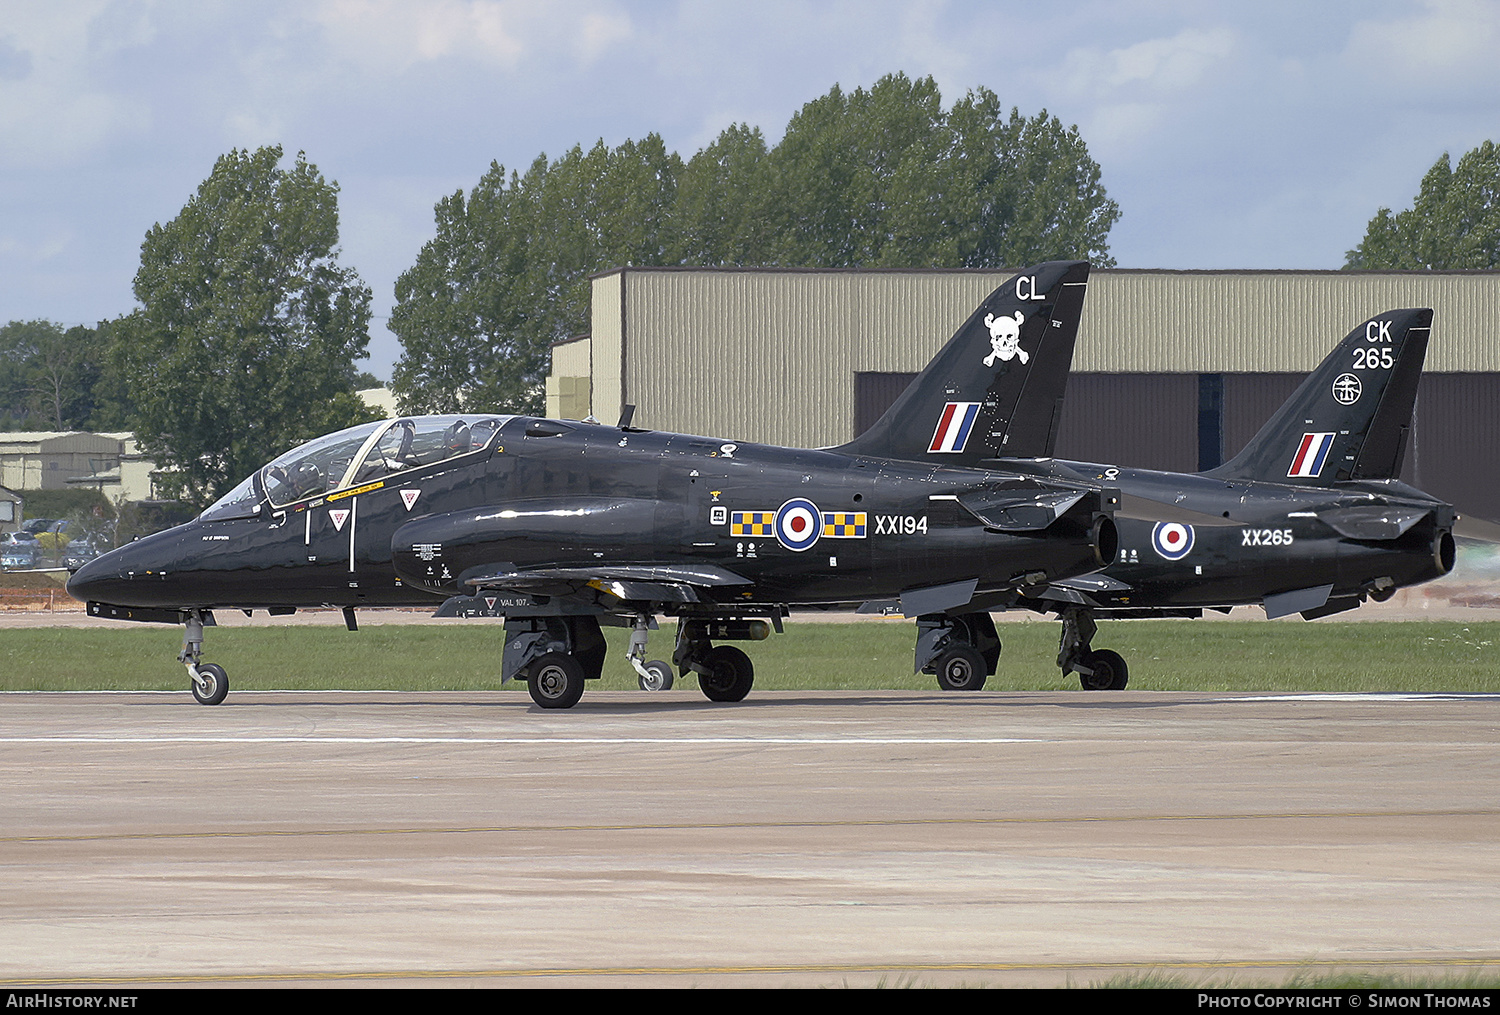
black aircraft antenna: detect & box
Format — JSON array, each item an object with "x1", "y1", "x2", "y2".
[{"x1": 617, "y1": 404, "x2": 636, "y2": 428}]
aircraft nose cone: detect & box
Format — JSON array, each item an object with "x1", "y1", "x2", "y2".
[{"x1": 65, "y1": 550, "x2": 127, "y2": 604}]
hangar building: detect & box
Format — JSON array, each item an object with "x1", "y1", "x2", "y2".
[{"x1": 546, "y1": 268, "x2": 1500, "y2": 516}]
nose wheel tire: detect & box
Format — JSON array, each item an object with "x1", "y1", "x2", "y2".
[
  {"x1": 1078, "y1": 649, "x2": 1128, "y2": 690},
  {"x1": 190, "y1": 663, "x2": 229, "y2": 706},
  {"x1": 528, "y1": 653, "x2": 586, "y2": 709},
  {"x1": 934, "y1": 645, "x2": 988, "y2": 691},
  {"x1": 639, "y1": 660, "x2": 674, "y2": 691},
  {"x1": 698, "y1": 645, "x2": 754, "y2": 702}
]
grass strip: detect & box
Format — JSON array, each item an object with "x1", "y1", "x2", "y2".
[{"x1": 1, "y1": 619, "x2": 1497, "y2": 694}]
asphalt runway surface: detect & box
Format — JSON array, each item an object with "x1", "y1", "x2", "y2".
[{"x1": 3, "y1": 687, "x2": 1499, "y2": 988}]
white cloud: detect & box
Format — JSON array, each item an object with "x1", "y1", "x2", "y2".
[
  {"x1": 0, "y1": 2, "x2": 151, "y2": 168},
  {"x1": 1055, "y1": 26, "x2": 1237, "y2": 158},
  {"x1": 0, "y1": 227, "x2": 74, "y2": 263},
  {"x1": 574, "y1": 9, "x2": 632, "y2": 65},
  {"x1": 1062, "y1": 25, "x2": 1236, "y2": 97},
  {"x1": 222, "y1": 110, "x2": 287, "y2": 150},
  {"x1": 1343, "y1": 0, "x2": 1500, "y2": 94},
  {"x1": 310, "y1": 0, "x2": 633, "y2": 73}
]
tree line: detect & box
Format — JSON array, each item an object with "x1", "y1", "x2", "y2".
[
  {"x1": 390, "y1": 74, "x2": 1121, "y2": 415},
  {"x1": 5, "y1": 71, "x2": 1496, "y2": 508}
]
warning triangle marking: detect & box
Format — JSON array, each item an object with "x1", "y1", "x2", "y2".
[
  {"x1": 330, "y1": 509, "x2": 350, "y2": 532},
  {"x1": 401, "y1": 489, "x2": 420, "y2": 511}
]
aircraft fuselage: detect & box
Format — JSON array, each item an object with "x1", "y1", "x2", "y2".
[
  {"x1": 1029, "y1": 459, "x2": 1454, "y2": 612},
  {"x1": 69, "y1": 416, "x2": 1113, "y2": 615}
]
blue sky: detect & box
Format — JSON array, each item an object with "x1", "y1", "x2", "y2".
[{"x1": 2, "y1": 0, "x2": 1497, "y2": 380}]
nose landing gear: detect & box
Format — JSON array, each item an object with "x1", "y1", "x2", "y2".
[
  {"x1": 627, "y1": 614, "x2": 674, "y2": 691},
  {"x1": 180, "y1": 610, "x2": 230, "y2": 705}
]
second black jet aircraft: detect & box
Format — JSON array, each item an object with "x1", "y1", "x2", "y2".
[{"x1": 887, "y1": 305, "x2": 1455, "y2": 692}]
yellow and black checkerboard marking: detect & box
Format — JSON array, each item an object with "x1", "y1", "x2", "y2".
[
  {"x1": 731, "y1": 511, "x2": 776, "y2": 537},
  {"x1": 821, "y1": 512, "x2": 867, "y2": 538}
]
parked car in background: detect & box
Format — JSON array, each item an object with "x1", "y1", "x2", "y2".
[
  {"x1": 60, "y1": 540, "x2": 100, "y2": 571},
  {"x1": 2, "y1": 543, "x2": 39, "y2": 569}
]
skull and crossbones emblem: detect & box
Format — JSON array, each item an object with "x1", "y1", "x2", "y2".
[{"x1": 983, "y1": 311, "x2": 1028, "y2": 367}]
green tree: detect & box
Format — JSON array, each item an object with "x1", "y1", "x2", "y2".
[
  {"x1": 391, "y1": 136, "x2": 684, "y2": 415},
  {"x1": 676, "y1": 123, "x2": 772, "y2": 264},
  {"x1": 0, "y1": 320, "x2": 120, "y2": 431},
  {"x1": 761, "y1": 74, "x2": 960, "y2": 267},
  {"x1": 759, "y1": 75, "x2": 1118, "y2": 268},
  {"x1": 391, "y1": 73, "x2": 1121, "y2": 414},
  {"x1": 947, "y1": 88, "x2": 1120, "y2": 268},
  {"x1": 1345, "y1": 141, "x2": 1500, "y2": 269},
  {"x1": 115, "y1": 146, "x2": 379, "y2": 506}
]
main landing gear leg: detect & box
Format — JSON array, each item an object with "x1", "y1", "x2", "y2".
[
  {"x1": 1057, "y1": 606, "x2": 1128, "y2": 691},
  {"x1": 180, "y1": 609, "x2": 229, "y2": 705},
  {"x1": 674, "y1": 620, "x2": 755, "y2": 703},
  {"x1": 628, "y1": 614, "x2": 674, "y2": 692},
  {"x1": 915, "y1": 611, "x2": 1000, "y2": 691},
  {"x1": 505, "y1": 615, "x2": 607, "y2": 710}
]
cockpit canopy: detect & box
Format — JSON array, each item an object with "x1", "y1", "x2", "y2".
[{"x1": 200, "y1": 415, "x2": 512, "y2": 521}]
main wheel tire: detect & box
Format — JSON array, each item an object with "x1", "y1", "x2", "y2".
[
  {"x1": 1078, "y1": 648, "x2": 1128, "y2": 691},
  {"x1": 528, "y1": 653, "x2": 586, "y2": 709},
  {"x1": 934, "y1": 645, "x2": 987, "y2": 691},
  {"x1": 698, "y1": 645, "x2": 754, "y2": 702},
  {"x1": 639, "y1": 659, "x2": 674, "y2": 691},
  {"x1": 191, "y1": 663, "x2": 229, "y2": 706}
]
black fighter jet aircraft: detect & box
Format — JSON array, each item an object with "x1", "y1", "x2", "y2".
[
  {"x1": 67, "y1": 260, "x2": 1120, "y2": 709},
  {"x1": 916, "y1": 305, "x2": 1455, "y2": 692}
]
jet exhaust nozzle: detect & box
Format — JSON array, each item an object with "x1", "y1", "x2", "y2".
[
  {"x1": 1092, "y1": 514, "x2": 1119, "y2": 568},
  {"x1": 1434, "y1": 529, "x2": 1456, "y2": 576}
]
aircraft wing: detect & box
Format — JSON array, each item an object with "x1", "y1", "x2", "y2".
[{"x1": 462, "y1": 562, "x2": 753, "y2": 604}]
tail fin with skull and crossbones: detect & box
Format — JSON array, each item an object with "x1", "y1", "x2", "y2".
[{"x1": 836, "y1": 261, "x2": 1090, "y2": 466}]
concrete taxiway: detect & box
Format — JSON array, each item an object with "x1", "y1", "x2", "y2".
[{"x1": 2, "y1": 688, "x2": 1498, "y2": 988}]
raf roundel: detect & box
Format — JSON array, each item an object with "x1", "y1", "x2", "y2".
[
  {"x1": 774, "y1": 498, "x2": 821, "y2": 552},
  {"x1": 1151, "y1": 521, "x2": 1195, "y2": 560}
]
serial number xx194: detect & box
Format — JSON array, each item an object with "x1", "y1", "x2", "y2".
[{"x1": 876, "y1": 515, "x2": 928, "y2": 535}]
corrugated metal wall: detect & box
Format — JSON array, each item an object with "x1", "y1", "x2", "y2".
[
  {"x1": 589, "y1": 272, "x2": 624, "y2": 425},
  {"x1": 1085, "y1": 270, "x2": 1500, "y2": 373},
  {"x1": 565, "y1": 266, "x2": 1500, "y2": 512},
  {"x1": 592, "y1": 267, "x2": 1500, "y2": 448},
  {"x1": 1222, "y1": 374, "x2": 1305, "y2": 461}
]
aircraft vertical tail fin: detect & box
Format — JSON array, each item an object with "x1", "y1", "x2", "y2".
[
  {"x1": 836, "y1": 261, "x2": 1090, "y2": 465},
  {"x1": 1205, "y1": 308, "x2": 1432, "y2": 485}
]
